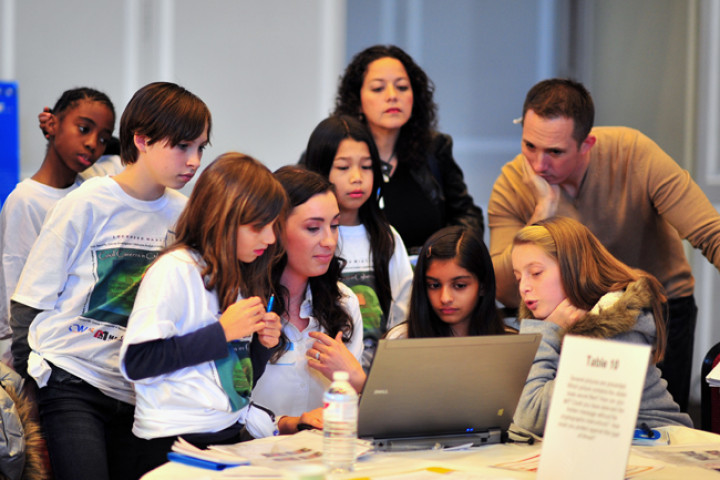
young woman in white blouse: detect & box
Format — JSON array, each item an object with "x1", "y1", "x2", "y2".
[{"x1": 250, "y1": 166, "x2": 364, "y2": 434}]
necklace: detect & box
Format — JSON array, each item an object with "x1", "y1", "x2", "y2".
[{"x1": 380, "y1": 151, "x2": 396, "y2": 182}]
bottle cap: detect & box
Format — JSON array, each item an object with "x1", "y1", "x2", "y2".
[{"x1": 332, "y1": 371, "x2": 349, "y2": 381}]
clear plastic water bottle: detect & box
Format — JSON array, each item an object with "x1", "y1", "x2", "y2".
[{"x1": 322, "y1": 371, "x2": 358, "y2": 472}]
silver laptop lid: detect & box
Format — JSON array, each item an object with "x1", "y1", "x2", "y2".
[{"x1": 358, "y1": 333, "x2": 540, "y2": 442}]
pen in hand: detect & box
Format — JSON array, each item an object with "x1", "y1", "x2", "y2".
[
  {"x1": 226, "y1": 295, "x2": 275, "y2": 344},
  {"x1": 259, "y1": 294, "x2": 281, "y2": 349}
]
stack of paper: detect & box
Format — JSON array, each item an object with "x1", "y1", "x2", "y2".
[
  {"x1": 168, "y1": 437, "x2": 250, "y2": 470},
  {"x1": 166, "y1": 430, "x2": 373, "y2": 472}
]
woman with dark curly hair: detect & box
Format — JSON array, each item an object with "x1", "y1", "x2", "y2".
[{"x1": 335, "y1": 45, "x2": 484, "y2": 253}]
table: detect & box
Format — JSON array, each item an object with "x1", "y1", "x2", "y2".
[{"x1": 142, "y1": 426, "x2": 720, "y2": 479}]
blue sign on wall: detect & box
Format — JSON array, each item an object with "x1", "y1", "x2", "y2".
[{"x1": 0, "y1": 82, "x2": 19, "y2": 206}]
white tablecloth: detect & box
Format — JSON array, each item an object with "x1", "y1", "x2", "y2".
[{"x1": 142, "y1": 426, "x2": 720, "y2": 479}]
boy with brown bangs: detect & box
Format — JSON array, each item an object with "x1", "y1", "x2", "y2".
[{"x1": 10, "y1": 82, "x2": 211, "y2": 480}]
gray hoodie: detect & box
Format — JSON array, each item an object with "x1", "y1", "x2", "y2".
[{"x1": 513, "y1": 277, "x2": 693, "y2": 437}]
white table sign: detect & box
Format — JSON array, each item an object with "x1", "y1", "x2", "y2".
[
  {"x1": 537, "y1": 335, "x2": 650, "y2": 480},
  {"x1": 706, "y1": 359, "x2": 720, "y2": 387}
]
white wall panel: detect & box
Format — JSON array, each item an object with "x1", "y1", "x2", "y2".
[{"x1": 1, "y1": 0, "x2": 346, "y2": 194}]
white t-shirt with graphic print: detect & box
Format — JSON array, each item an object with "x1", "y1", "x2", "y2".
[{"x1": 12, "y1": 176, "x2": 186, "y2": 404}]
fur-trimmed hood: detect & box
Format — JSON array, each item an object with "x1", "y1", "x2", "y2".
[
  {"x1": 0, "y1": 363, "x2": 47, "y2": 480},
  {"x1": 565, "y1": 277, "x2": 656, "y2": 342}
]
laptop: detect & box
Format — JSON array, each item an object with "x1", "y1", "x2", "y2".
[{"x1": 358, "y1": 333, "x2": 541, "y2": 451}]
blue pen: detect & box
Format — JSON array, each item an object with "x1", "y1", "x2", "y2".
[
  {"x1": 167, "y1": 452, "x2": 248, "y2": 470},
  {"x1": 227, "y1": 295, "x2": 274, "y2": 347}
]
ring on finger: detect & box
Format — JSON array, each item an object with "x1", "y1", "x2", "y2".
[{"x1": 315, "y1": 351, "x2": 320, "y2": 360}]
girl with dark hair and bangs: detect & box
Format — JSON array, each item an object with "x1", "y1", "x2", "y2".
[
  {"x1": 121, "y1": 153, "x2": 287, "y2": 473},
  {"x1": 334, "y1": 45, "x2": 483, "y2": 253},
  {"x1": 304, "y1": 224, "x2": 508, "y2": 395},
  {"x1": 301, "y1": 115, "x2": 412, "y2": 371},
  {"x1": 387, "y1": 225, "x2": 507, "y2": 339},
  {"x1": 251, "y1": 165, "x2": 363, "y2": 434}
]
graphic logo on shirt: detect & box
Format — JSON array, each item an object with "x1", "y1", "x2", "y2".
[
  {"x1": 68, "y1": 320, "x2": 124, "y2": 342},
  {"x1": 85, "y1": 247, "x2": 160, "y2": 327},
  {"x1": 353, "y1": 285, "x2": 383, "y2": 336},
  {"x1": 215, "y1": 338, "x2": 253, "y2": 411},
  {"x1": 342, "y1": 271, "x2": 386, "y2": 340},
  {"x1": 343, "y1": 270, "x2": 387, "y2": 372}
]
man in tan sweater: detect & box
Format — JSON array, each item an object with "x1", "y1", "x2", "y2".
[{"x1": 488, "y1": 78, "x2": 720, "y2": 412}]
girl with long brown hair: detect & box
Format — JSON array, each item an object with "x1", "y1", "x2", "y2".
[
  {"x1": 121, "y1": 153, "x2": 287, "y2": 473},
  {"x1": 510, "y1": 216, "x2": 692, "y2": 437}
]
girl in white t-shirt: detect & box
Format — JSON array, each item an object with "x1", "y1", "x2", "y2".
[
  {"x1": 121, "y1": 153, "x2": 287, "y2": 473},
  {"x1": 301, "y1": 115, "x2": 412, "y2": 370},
  {"x1": 1, "y1": 88, "x2": 115, "y2": 362},
  {"x1": 250, "y1": 166, "x2": 363, "y2": 434}
]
